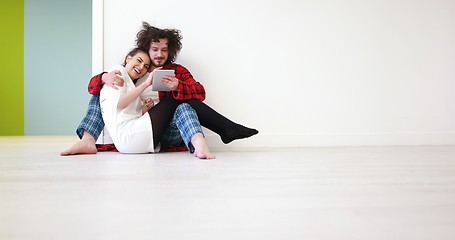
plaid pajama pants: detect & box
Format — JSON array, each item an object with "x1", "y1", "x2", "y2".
[
  {"x1": 76, "y1": 95, "x2": 104, "y2": 140},
  {"x1": 160, "y1": 103, "x2": 203, "y2": 153},
  {"x1": 77, "y1": 96, "x2": 202, "y2": 152}
]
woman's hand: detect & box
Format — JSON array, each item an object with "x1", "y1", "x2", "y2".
[
  {"x1": 141, "y1": 98, "x2": 154, "y2": 115},
  {"x1": 144, "y1": 71, "x2": 154, "y2": 87},
  {"x1": 144, "y1": 67, "x2": 163, "y2": 87},
  {"x1": 102, "y1": 70, "x2": 124, "y2": 89}
]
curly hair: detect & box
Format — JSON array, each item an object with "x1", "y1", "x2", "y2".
[{"x1": 136, "y1": 22, "x2": 183, "y2": 64}]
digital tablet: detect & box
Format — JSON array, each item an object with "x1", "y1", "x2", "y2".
[{"x1": 152, "y1": 69, "x2": 175, "y2": 91}]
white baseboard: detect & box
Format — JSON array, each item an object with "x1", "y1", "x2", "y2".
[{"x1": 204, "y1": 132, "x2": 455, "y2": 149}]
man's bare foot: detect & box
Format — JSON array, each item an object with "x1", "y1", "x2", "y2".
[
  {"x1": 191, "y1": 133, "x2": 215, "y2": 159},
  {"x1": 60, "y1": 131, "x2": 98, "y2": 156}
]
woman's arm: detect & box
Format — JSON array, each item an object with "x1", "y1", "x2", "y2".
[{"x1": 117, "y1": 74, "x2": 152, "y2": 109}]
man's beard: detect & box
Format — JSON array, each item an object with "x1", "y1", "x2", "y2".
[{"x1": 152, "y1": 58, "x2": 165, "y2": 67}]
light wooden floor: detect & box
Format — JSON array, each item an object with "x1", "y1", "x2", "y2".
[{"x1": 1, "y1": 136, "x2": 455, "y2": 240}]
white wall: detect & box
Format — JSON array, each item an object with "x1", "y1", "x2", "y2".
[{"x1": 99, "y1": 0, "x2": 455, "y2": 147}]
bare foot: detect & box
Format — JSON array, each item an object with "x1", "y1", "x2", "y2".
[
  {"x1": 60, "y1": 139, "x2": 97, "y2": 156},
  {"x1": 191, "y1": 133, "x2": 215, "y2": 159},
  {"x1": 60, "y1": 131, "x2": 98, "y2": 156}
]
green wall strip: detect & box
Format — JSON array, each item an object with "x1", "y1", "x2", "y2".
[{"x1": 0, "y1": 1, "x2": 24, "y2": 135}]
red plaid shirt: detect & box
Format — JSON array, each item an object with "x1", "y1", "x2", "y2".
[{"x1": 88, "y1": 63, "x2": 206, "y2": 101}]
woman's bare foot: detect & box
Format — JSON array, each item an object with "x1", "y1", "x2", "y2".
[
  {"x1": 60, "y1": 131, "x2": 98, "y2": 156},
  {"x1": 60, "y1": 140, "x2": 97, "y2": 156},
  {"x1": 191, "y1": 133, "x2": 215, "y2": 159}
]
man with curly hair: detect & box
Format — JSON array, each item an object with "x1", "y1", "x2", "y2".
[{"x1": 61, "y1": 22, "x2": 258, "y2": 157}]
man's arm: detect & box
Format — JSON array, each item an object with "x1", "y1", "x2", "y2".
[
  {"x1": 88, "y1": 73, "x2": 104, "y2": 95},
  {"x1": 88, "y1": 71, "x2": 124, "y2": 95},
  {"x1": 172, "y1": 78, "x2": 206, "y2": 101}
]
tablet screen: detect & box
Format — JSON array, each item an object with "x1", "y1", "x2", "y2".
[{"x1": 152, "y1": 69, "x2": 175, "y2": 91}]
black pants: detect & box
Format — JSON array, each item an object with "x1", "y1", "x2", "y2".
[{"x1": 148, "y1": 96, "x2": 239, "y2": 148}]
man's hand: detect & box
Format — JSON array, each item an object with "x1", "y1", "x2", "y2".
[
  {"x1": 102, "y1": 70, "x2": 124, "y2": 90},
  {"x1": 161, "y1": 75, "x2": 179, "y2": 91}
]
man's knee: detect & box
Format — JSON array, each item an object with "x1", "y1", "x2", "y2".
[
  {"x1": 176, "y1": 103, "x2": 193, "y2": 115},
  {"x1": 175, "y1": 103, "x2": 200, "y2": 123}
]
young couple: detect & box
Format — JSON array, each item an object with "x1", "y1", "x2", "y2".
[{"x1": 61, "y1": 22, "x2": 258, "y2": 159}]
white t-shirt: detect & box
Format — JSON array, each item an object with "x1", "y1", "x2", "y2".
[{"x1": 100, "y1": 65, "x2": 159, "y2": 153}]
